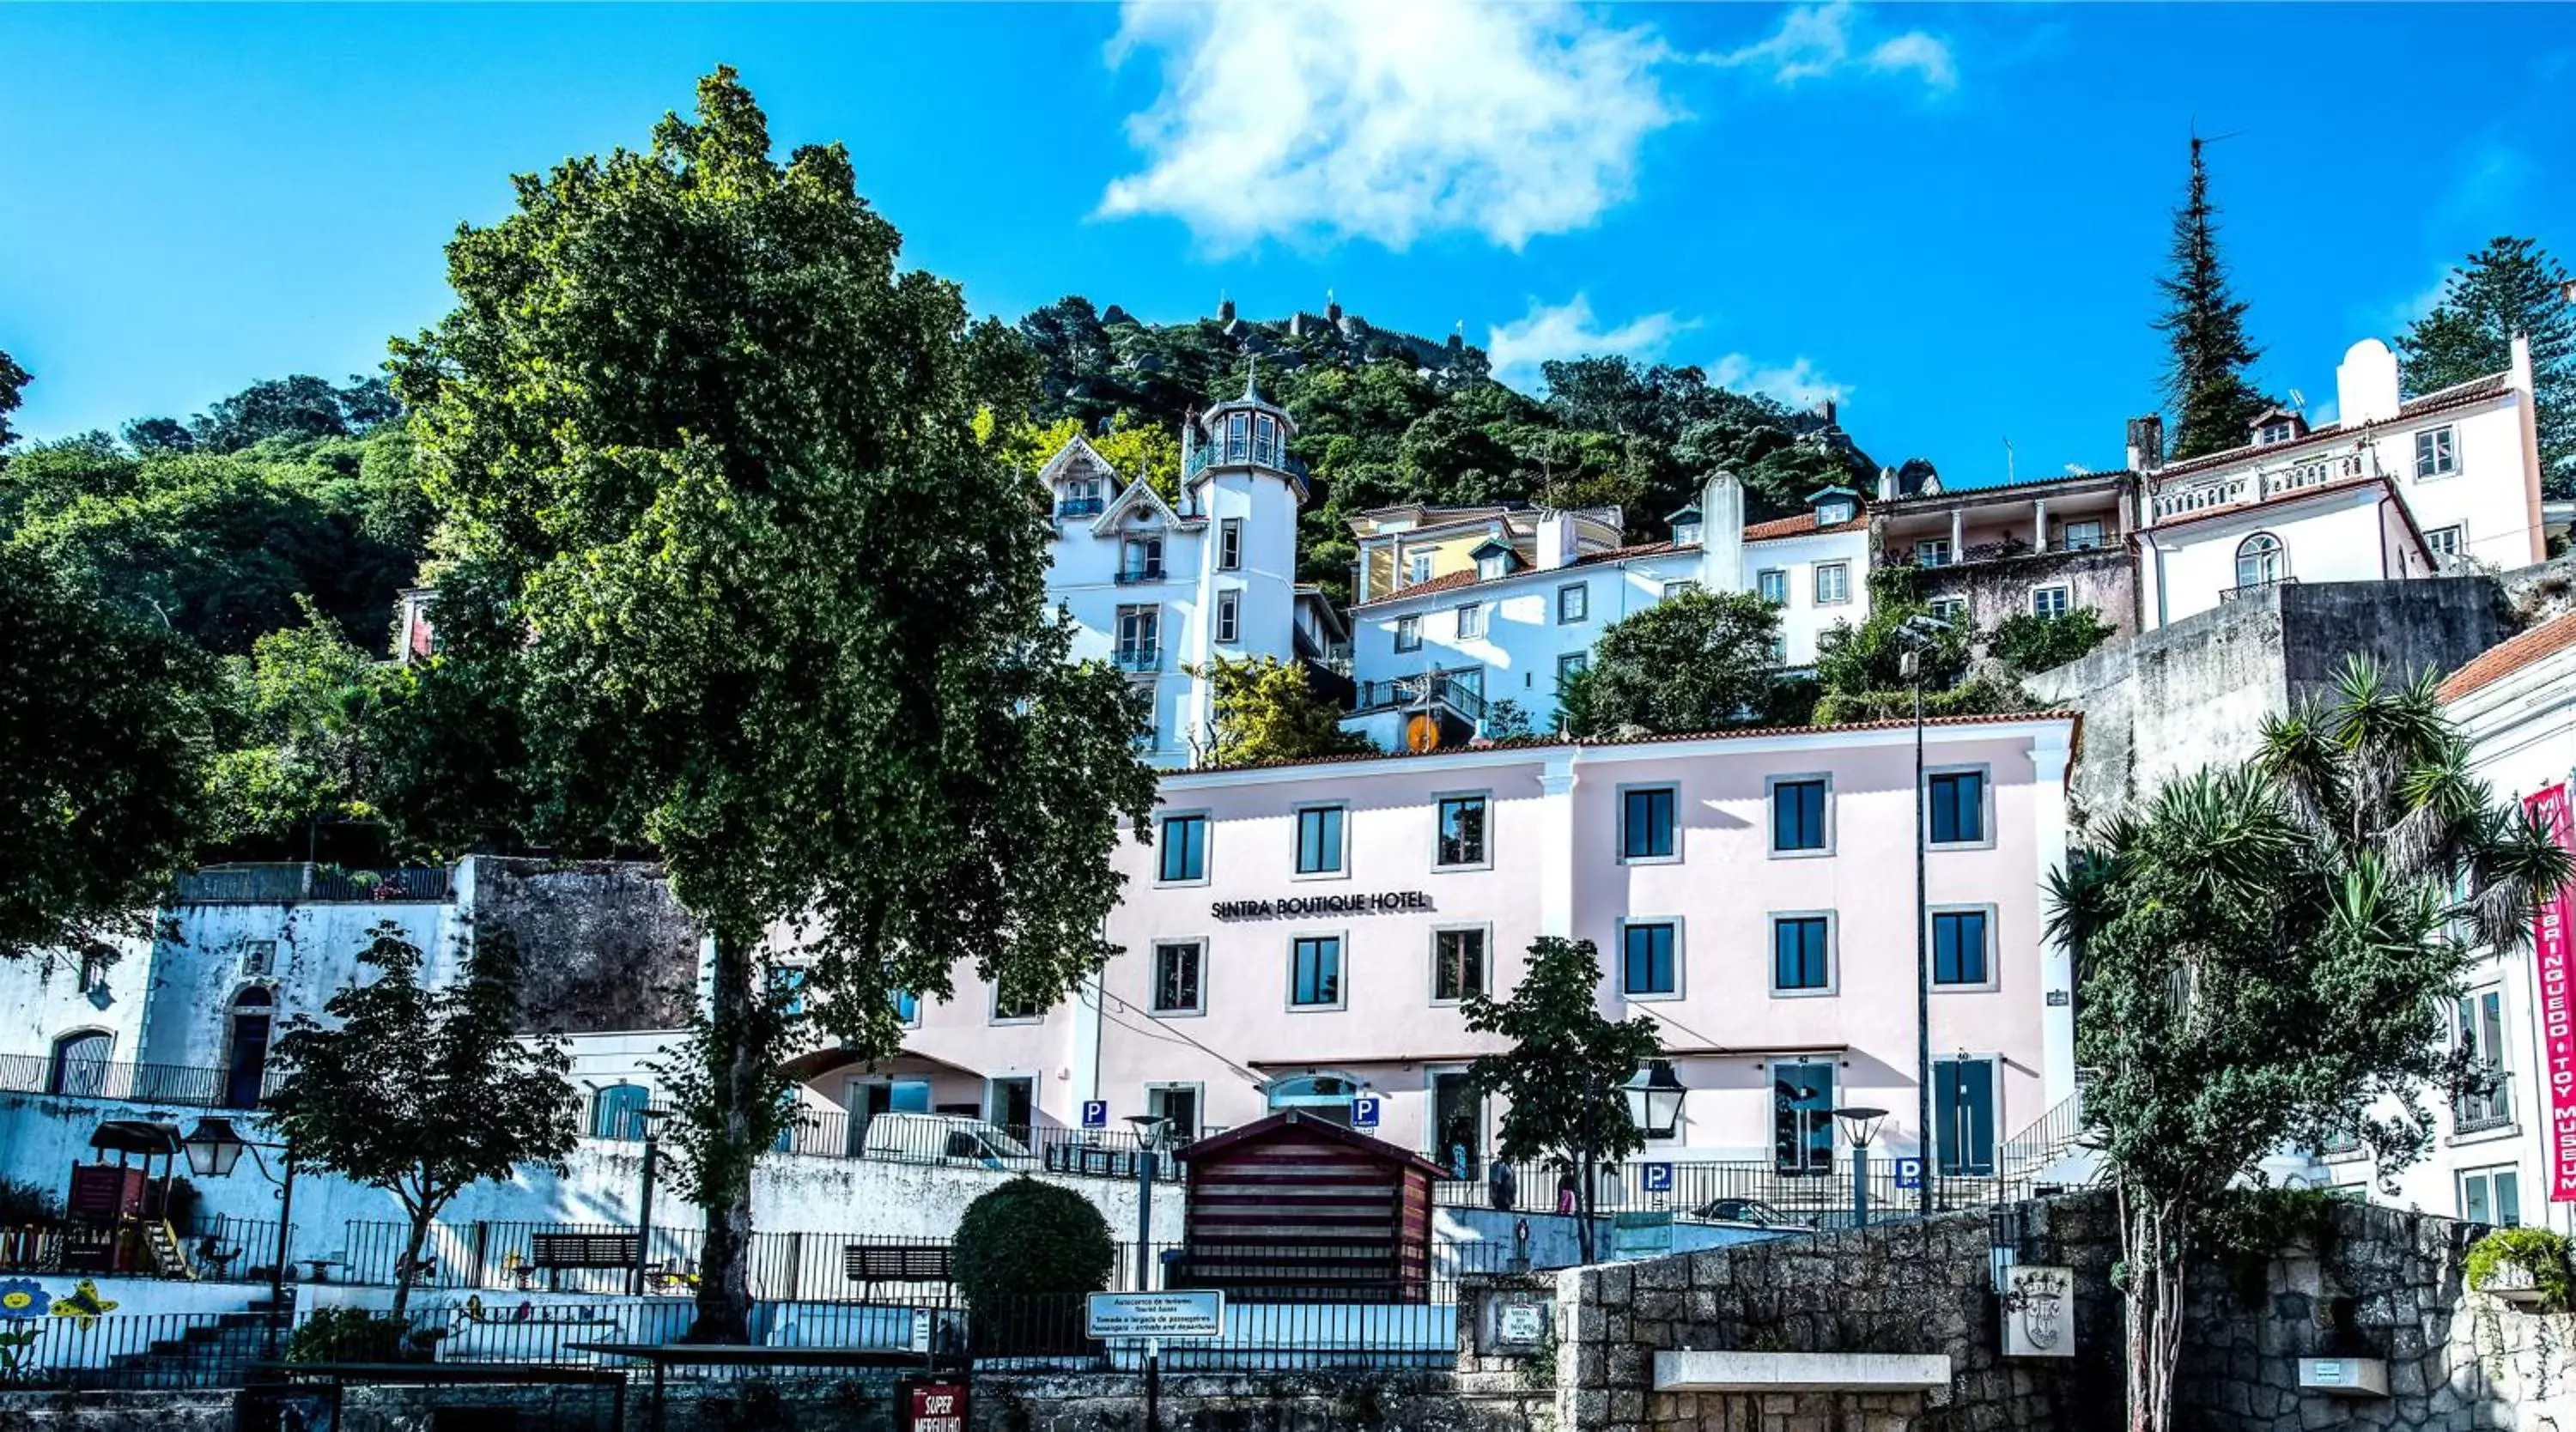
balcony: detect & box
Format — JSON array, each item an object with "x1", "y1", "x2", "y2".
[
  {"x1": 2455, "y1": 1070, "x2": 2514, "y2": 1135},
  {"x1": 1184, "y1": 438, "x2": 1309, "y2": 484},
  {"x1": 1114, "y1": 645, "x2": 1162, "y2": 672},
  {"x1": 1055, "y1": 496, "x2": 1107, "y2": 520},
  {"x1": 174, "y1": 863, "x2": 453, "y2": 905},
  {"x1": 2149, "y1": 451, "x2": 2369, "y2": 523},
  {"x1": 1878, "y1": 535, "x2": 2121, "y2": 571},
  {"x1": 1351, "y1": 672, "x2": 1485, "y2": 722},
  {"x1": 1113, "y1": 565, "x2": 1166, "y2": 586}
]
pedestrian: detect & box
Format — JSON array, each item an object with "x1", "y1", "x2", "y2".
[
  {"x1": 1556, "y1": 1167, "x2": 1577, "y2": 1216},
  {"x1": 1488, "y1": 1158, "x2": 1516, "y2": 1211}
]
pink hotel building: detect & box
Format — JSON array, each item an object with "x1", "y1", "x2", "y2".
[{"x1": 815, "y1": 711, "x2": 2081, "y2": 1178}]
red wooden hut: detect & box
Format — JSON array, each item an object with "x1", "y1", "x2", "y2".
[{"x1": 1172, "y1": 1111, "x2": 1447, "y2": 1304}]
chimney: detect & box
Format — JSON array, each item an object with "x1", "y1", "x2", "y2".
[
  {"x1": 2336, "y1": 338, "x2": 2401, "y2": 426},
  {"x1": 1695, "y1": 471, "x2": 1747, "y2": 593},
  {"x1": 2512, "y1": 331, "x2": 2536, "y2": 395},
  {"x1": 1535, "y1": 510, "x2": 1580, "y2": 571},
  {"x1": 1877, "y1": 465, "x2": 1898, "y2": 502},
  {"x1": 2124, "y1": 415, "x2": 2166, "y2": 474}
]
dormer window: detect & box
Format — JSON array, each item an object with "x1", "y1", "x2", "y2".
[
  {"x1": 1057, "y1": 476, "x2": 1104, "y2": 519},
  {"x1": 1406, "y1": 553, "x2": 1433, "y2": 586},
  {"x1": 1669, "y1": 507, "x2": 1704, "y2": 546},
  {"x1": 2259, "y1": 421, "x2": 2295, "y2": 446},
  {"x1": 1816, "y1": 499, "x2": 1853, "y2": 525},
  {"x1": 1478, "y1": 553, "x2": 1507, "y2": 580}
]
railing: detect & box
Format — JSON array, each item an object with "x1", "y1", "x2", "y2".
[
  {"x1": 745, "y1": 1108, "x2": 1203, "y2": 1181},
  {"x1": 1054, "y1": 496, "x2": 1106, "y2": 519},
  {"x1": 1113, "y1": 644, "x2": 1160, "y2": 671},
  {"x1": 0, "y1": 1052, "x2": 283, "y2": 1109},
  {"x1": 2221, "y1": 575, "x2": 2298, "y2": 602},
  {"x1": 1350, "y1": 672, "x2": 1485, "y2": 722},
  {"x1": 173, "y1": 863, "x2": 453, "y2": 905},
  {"x1": 1880, "y1": 536, "x2": 2120, "y2": 571},
  {"x1": 1184, "y1": 436, "x2": 1308, "y2": 483},
  {"x1": 1430, "y1": 1157, "x2": 2018, "y2": 1228},
  {"x1": 2149, "y1": 450, "x2": 2370, "y2": 522},
  {"x1": 1112, "y1": 566, "x2": 1166, "y2": 585},
  {"x1": 1999, "y1": 1070, "x2": 2098, "y2": 1180},
  {"x1": 0, "y1": 1213, "x2": 291, "y2": 1283},
  {"x1": 2456, "y1": 1069, "x2": 2515, "y2": 1134}
]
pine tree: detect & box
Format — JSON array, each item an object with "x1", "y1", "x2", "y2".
[
  {"x1": 2154, "y1": 137, "x2": 2275, "y2": 460},
  {"x1": 2399, "y1": 236, "x2": 2576, "y2": 499}
]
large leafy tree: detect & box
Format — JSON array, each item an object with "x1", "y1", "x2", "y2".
[
  {"x1": 2155, "y1": 137, "x2": 2275, "y2": 460},
  {"x1": 265, "y1": 924, "x2": 576, "y2": 1325},
  {"x1": 389, "y1": 68, "x2": 1157, "y2": 1340},
  {"x1": 1564, "y1": 587, "x2": 1782, "y2": 737},
  {"x1": 206, "y1": 600, "x2": 394, "y2": 859},
  {"x1": 2400, "y1": 236, "x2": 2576, "y2": 499},
  {"x1": 2047, "y1": 659, "x2": 2571, "y2": 1431},
  {"x1": 1461, "y1": 937, "x2": 1661, "y2": 1264},
  {"x1": 0, "y1": 546, "x2": 216, "y2": 961},
  {"x1": 0, "y1": 348, "x2": 27, "y2": 450}
]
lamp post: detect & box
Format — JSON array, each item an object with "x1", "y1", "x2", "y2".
[
  {"x1": 1896, "y1": 611, "x2": 1952, "y2": 1218},
  {"x1": 182, "y1": 1117, "x2": 294, "y2": 1360},
  {"x1": 631, "y1": 1107, "x2": 669, "y2": 1297},
  {"x1": 1124, "y1": 1113, "x2": 1173, "y2": 1432},
  {"x1": 1831, "y1": 1107, "x2": 1888, "y2": 1229}
]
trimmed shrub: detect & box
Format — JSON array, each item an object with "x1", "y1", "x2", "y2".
[{"x1": 952, "y1": 1176, "x2": 1115, "y2": 1356}]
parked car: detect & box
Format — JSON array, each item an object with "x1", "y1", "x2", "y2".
[{"x1": 860, "y1": 1113, "x2": 1036, "y2": 1171}]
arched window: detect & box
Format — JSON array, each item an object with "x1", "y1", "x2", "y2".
[
  {"x1": 592, "y1": 1083, "x2": 652, "y2": 1141},
  {"x1": 1264, "y1": 1073, "x2": 1362, "y2": 1126},
  {"x1": 47, "y1": 1031, "x2": 111, "y2": 1097},
  {"x1": 222, "y1": 987, "x2": 275, "y2": 1111},
  {"x1": 2235, "y1": 532, "x2": 2285, "y2": 589}
]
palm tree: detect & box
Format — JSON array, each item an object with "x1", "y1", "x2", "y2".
[{"x1": 2048, "y1": 658, "x2": 2569, "y2": 1432}]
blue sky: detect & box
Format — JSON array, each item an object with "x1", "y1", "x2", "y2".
[{"x1": 3, "y1": 3, "x2": 2571, "y2": 484}]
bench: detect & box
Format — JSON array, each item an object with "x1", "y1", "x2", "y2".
[
  {"x1": 527, "y1": 1233, "x2": 642, "y2": 1291},
  {"x1": 843, "y1": 1244, "x2": 951, "y2": 1298}
]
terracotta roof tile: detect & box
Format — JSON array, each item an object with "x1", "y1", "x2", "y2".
[
  {"x1": 1743, "y1": 514, "x2": 1868, "y2": 543},
  {"x1": 2157, "y1": 373, "x2": 2512, "y2": 479},
  {"x1": 2439, "y1": 612, "x2": 2576, "y2": 702}
]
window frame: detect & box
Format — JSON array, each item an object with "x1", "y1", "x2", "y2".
[
  {"x1": 1916, "y1": 537, "x2": 1952, "y2": 567},
  {"x1": 1556, "y1": 652, "x2": 1589, "y2": 690},
  {"x1": 2234, "y1": 532, "x2": 2285, "y2": 589},
  {"x1": 2062, "y1": 519, "x2": 2105, "y2": 551},
  {"x1": 1291, "y1": 801, "x2": 1351, "y2": 881},
  {"x1": 1661, "y1": 579, "x2": 1699, "y2": 600},
  {"x1": 1923, "y1": 763, "x2": 1995, "y2": 851},
  {"x1": 1406, "y1": 553, "x2": 1434, "y2": 586},
  {"x1": 1432, "y1": 791, "x2": 1493, "y2": 871},
  {"x1": 1817, "y1": 499, "x2": 1854, "y2": 525},
  {"x1": 2459, "y1": 1164, "x2": 2523, "y2": 1228},
  {"x1": 1928, "y1": 597, "x2": 1968, "y2": 624},
  {"x1": 2030, "y1": 584, "x2": 2072, "y2": 619},
  {"x1": 1218, "y1": 518, "x2": 1243, "y2": 572},
  {"x1": 1757, "y1": 568, "x2": 1789, "y2": 605},
  {"x1": 1156, "y1": 809, "x2": 1212, "y2": 888},
  {"x1": 1151, "y1": 939, "x2": 1208, "y2": 1017},
  {"x1": 1616, "y1": 916, "x2": 1684, "y2": 1002},
  {"x1": 1287, "y1": 931, "x2": 1350, "y2": 1011},
  {"x1": 1928, "y1": 903, "x2": 2001, "y2": 992},
  {"x1": 1617, "y1": 782, "x2": 1682, "y2": 865},
  {"x1": 1814, "y1": 561, "x2": 1852, "y2": 605},
  {"x1": 989, "y1": 980, "x2": 1049, "y2": 1026},
  {"x1": 1455, "y1": 603, "x2": 1485, "y2": 641},
  {"x1": 1557, "y1": 583, "x2": 1589, "y2": 624},
  {"x1": 1145, "y1": 1082, "x2": 1206, "y2": 1144},
  {"x1": 1429, "y1": 923, "x2": 1492, "y2": 1006},
  {"x1": 2426, "y1": 525, "x2": 2464, "y2": 561},
  {"x1": 2415, "y1": 424, "x2": 2458, "y2": 479},
  {"x1": 1768, "y1": 911, "x2": 1838, "y2": 998},
  {"x1": 1765, "y1": 773, "x2": 1834, "y2": 858},
  {"x1": 1394, "y1": 615, "x2": 1423, "y2": 652},
  {"x1": 1214, "y1": 589, "x2": 1242, "y2": 646}
]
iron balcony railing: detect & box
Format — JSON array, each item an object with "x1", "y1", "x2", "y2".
[
  {"x1": 1881, "y1": 536, "x2": 2120, "y2": 571},
  {"x1": 1113, "y1": 644, "x2": 1161, "y2": 672},
  {"x1": 1184, "y1": 438, "x2": 1309, "y2": 483},
  {"x1": 1112, "y1": 565, "x2": 1166, "y2": 585},
  {"x1": 0, "y1": 1052, "x2": 284, "y2": 1109},
  {"x1": 2221, "y1": 575, "x2": 2298, "y2": 602},
  {"x1": 173, "y1": 863, "x2": 453, "y2": 905},
  {"x1": 2456, "y1": 1068, "x2": 2515, "y2": 1134},
  {"x1": 1054, "y1": 496, "x2": 1106, "y2": 519},
  {"x1": 1351, "y1": 672, "x2": 1485, "y2": 722}
]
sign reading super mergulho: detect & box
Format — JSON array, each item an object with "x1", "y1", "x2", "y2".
[{"x1": 1211, "y1": 891, "x2": 1432, "y2": 920}]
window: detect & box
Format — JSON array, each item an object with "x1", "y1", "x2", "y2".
[
  {"x1": 2461, "y1": 1166, "x2": 2522, "y2": 1227},
  {"x1": 1120, "y1": 535, "x2": 1163, "y2": 581},
  {"x1": 1147, "y1": 1083, "x2": 1201, "y2": 1144},
  {"x1": 223, "y1": 987, "x2": 273, "y2": 1111},
  {"x1": 892, "y1": 988, "x2": 920, "y2": 1027},
  {"x1": 1432, "y1": 928, "x2": 1487, "y2": 1003},
  {"x1": 1771, "y1": 915, "x2": 1832, "y2": 992},
  {"x1": 1255, "y1": 413, "x2": 1277, "y2": 452},
  {"x1": 592, "y1": 1084, "x2": 652, "y2": 1141},
  {"x1": 1430, "y1": 1071, "x2": 1483, "y2": 1177},
  {"x1": 1916, "y1": 538, "x2": 1952, "y2": 567},
  {"x1": 1766, "y1": 635, "x2": 1787, "y2": 667},
  {"x1": 2063, "y1": 519, "x2": 2105, "y2": 551},
  {"x1": 777, "y1": 966, "x2": 808, "y2": 1016},
  {"x1": 2415, "y1": 425, "x2": 2458, "y2": 478},
  {"x1": 1927, "y1": 770, "x2": 1987, "y2": 846},
  {"x1": 1219, "y1": 518, "x2": 1243, "y2": 571},
  {"x1": 1215, "y1": 591, "x2": 1241, "y2": 645},
  {"x1": 1394, "y1": 616, "x2": 1422, "y2": 652},
  {"x1": 46, "y1": 1031, "x2": 111, "y2": 1098},
  {"x1": 1115, "y1": 605, "x2": 1160, "y2": 670},
  {"x1": 1558, "y1": 583, "x2": 1589, "y2": 624},
  {"x1": 1407, "y1": 553, "x2": 1434, "y2": 585},
  {"x1": 2259, "y1": 419, "x2": 2295, "y2": 446},
  {"x1": 1814, "y1": 562, "x2": 1851, "y2": 604},
  {"x1": 1933, "y1": 1057, "x2": 1997, "y2": 1175},
  {"x1": 1477, "y1": 552, "x2": 1509, "y2": 581},
  {"x1": 1556, "y1": 652, "x2": 1589, "y2": 689},
  {"x1": 1929, "y1": 597, "x2": 1968, "y2": 624},
  {"x1": 1772, "y1": 1060, "x2": 1836, "y2": 1174},
  {"x1": 987, "y1": 1076, "x2": 1036, "y2": 1138},
  {"x1": 1153, "y1": 942, "x2": 1205, "y2": 1015},
  {"x1": 2234, "y1": 532, "x2": 2284, "y2": 589},
  {"x1": 1757, "y1": 569, "x2": 1788, "y2": 605},
  {"x1": 993, "y1": 982, "x2": 1046, "y2": 1022},
  {"x1": 1817, "y1": 499, "x2": 1855, "y2": 525},
  {"x1": 1671, "y1": 514, "x2": 1704, "y2": 546},
  {"x1": 1622, "y1": 921, "x2": 1677, "y2": 997},
  {"x1": 1455, "y1": 604, "x2": 1485, "y2": 640},
  {"x1": 2455, "y1": 989, "x2": 2512, "y2": 1132},
  {"x1": 1436, "y1": 794, "x2": 1489, "y2": 868},
  {"x1": 2031, "y1": 585, "x2": 2071, "y2": 619},
  {"x1": 1620, "y1": 786, "x2": 1678, "y2": 862},
  {"x1": 1932, "y1": 909, "x2": 1993, "y2": 986},
  {"x1": 2427, "y1": 525, "x2": 2464, "y2": 561},
  {"x1": 1771, "y1": 778, "x2": 1829, "y2": 854},
  {"x1": 240, "y1": 939, "x2": 276, "y2": 977},
  {"x1": 1295, "y1": 804, "x2": 1346, "y2": 876},
  {"x1": 1662, "y1": 579, "x2": 1699, "y2": 599},
  {"x1": 1291, "y1": 936, "x2": 1344, "y2": 1008},
  {"x1": 1158, "y1": 813, "x2": 1208, "y2": 883}
]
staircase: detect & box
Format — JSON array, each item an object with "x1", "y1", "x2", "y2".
[
  {"x1": 141, "y1": 1220, "x2": 197, "y2": 1280},
  {"x1": 104, "y1": 1289, "x2": 295, "y2": 1388},
  {"x1": 1999, "y1": 1071, "x2": 2102, "y2": 1192}
]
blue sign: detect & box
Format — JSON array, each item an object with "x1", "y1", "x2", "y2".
[
  {"x1": 1640, "y1": 1163, "x2": 1674, "y2": 1193},
  {"x1": 1352, "y1": 1095, "x2": 1382, "y2": 1131},
  {"x1": 1894, "y1": 1156, "x2": 1923, "y2": 1190},
  {"x1": 1081, "y1": 1100, "x2": 1109, "y2": 1130}
]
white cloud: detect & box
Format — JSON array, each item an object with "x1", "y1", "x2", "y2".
[
  {"x1": 1709, "y1": 353, "x2": 1848, "y2": 410},
  {"x1": 1700, "y1": 2, "x2": 1956, "y2": 93},
  {"x1": 1099, "y1": 0, "x2": 1680, "y2": 252},
  {"x1": 1486, "y1": 294, "x2": 1692, "y2": 390}
]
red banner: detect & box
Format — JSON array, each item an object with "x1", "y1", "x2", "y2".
[
  {"x1": 907, "y1": 1381, "x2": 968, "y2": 1432},
  {"x1": 2528, "y1": 784, "x2": 2576, "y2": 1202}
]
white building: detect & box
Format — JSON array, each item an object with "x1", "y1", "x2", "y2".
[
  {"x1": 2134, "y1": 337, "x2": 2547, "y2": 630},
  {"x1": 1036, "y1": 370, "x2": 1343, "y2": 768},
  {"x1": 1340, "y1": 476, "x2": 1873, "y2": 746},
  {"x1": 2311, "y1": 610, "x2": 2576, "y2": 1228}
]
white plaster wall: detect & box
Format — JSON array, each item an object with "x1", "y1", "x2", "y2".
[
  {"x1": 2385, "y1": 397, "x2": 2543, "y2": 571},
  {"x1": 0, "y1": 931, "x2": 151, "y2": 1066},
  {"x1": 138, "y1": 899, "x2": 463, "y2": 1071},
  {"x1": 2143, "y1": 488, "x2": 2395, "y2": 629},
  {"x1": 1747, "y1": 527, "x2": 1873, "y2": 667}
]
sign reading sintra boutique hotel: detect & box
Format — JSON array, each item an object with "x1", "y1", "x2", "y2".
[
  {"x1": 2530, "y1": 784, "x2": 2576, "y2": 1203},
  {"x1": 1211, "y1": 891, "x2": 1432, "y2": 920}
]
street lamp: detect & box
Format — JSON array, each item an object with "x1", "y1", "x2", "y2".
[
  {"x1": 1895, "y1": 611, "x2": 1952, "y2": 1218},
  {"x1": 1830, "y1": 1107, "x2": 1888, "y2": 1229},
  {"x1": 1123, "y1": 1114, "x2": 1171, "y2": 1291},
  {"x1": 631, "y1": 1107, "x2": 670, "y2": 1297},
  {"x1": 182, "y1": 1117, "x2": 295, "y2": 1360},
  {"x1": 1623, "y1": 1060, "x2": 1687, "y2": 1141}
]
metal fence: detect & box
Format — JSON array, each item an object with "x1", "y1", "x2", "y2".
[
  {"x1": 173, "y1": 863, "x2": 453, "y2": 905},
  {"x1": 0, "y1": 1052, "x2": 283, "y2": 1108},
  {"x1": 0, "y1": 1311, "x2": 270, "y2": 1390},
  {"x1": 0, "y1": 1213, "x2": 291, "y2": 1283},
  {"x1": 1427, "y1": 1156, "x2": 2021, "y2": 1229},
  {"x1": 632, "y1": 1105, "x2": 1202, "y2": 1184}
]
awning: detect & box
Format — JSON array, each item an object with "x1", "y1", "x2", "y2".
[{"x1": 90, "y1": 1120, "x2": 183, "y2": 1156}]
